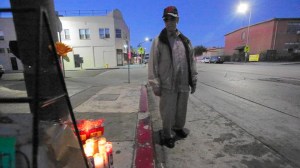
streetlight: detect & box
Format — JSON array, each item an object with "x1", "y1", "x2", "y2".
[
  {"x1": 138, "y1": 37, "x2": 152, "y2": 47},
  {"x1": 237, "y1": 2, "x2": 251, "y2": 62},
  {"x1": 137, "y1": 37, "x2": 152, "y2": 64}
]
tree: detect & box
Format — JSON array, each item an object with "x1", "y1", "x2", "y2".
[{"x1": 194, "y1": 45, "x2": 207, "y2": 56}]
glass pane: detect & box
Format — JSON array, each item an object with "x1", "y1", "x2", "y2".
[
  {"x1": 0, "y1": 31, "x2": 4, "y2": 40},
  {"x1": 99, "y1": 28, "x2": 104, "y2": 38},
  {"x1": 79, "y1": 29, "x2": 84, "y2": 34}
]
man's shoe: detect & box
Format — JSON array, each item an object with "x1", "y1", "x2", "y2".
[
  {"x1": 163, "y1": 138, "x2": 175, "y2": 148},
  {"x1": 173, "y1": 129, "x2": 189, "y2": 138}
]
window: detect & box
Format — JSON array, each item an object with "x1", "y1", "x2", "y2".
[
  {"x1": 241, "y1": 31, "x2": 246, "y2": 40},
  {"x1": 64, "y1": 29, "x2": 70, "y2": 39},
  {"x1": 79, "y1": 29, "x2": 90, "y2": 39},
  {"x1": 0, "y1": 31, "x2": 4, "y2": 40},
  {"x1": 287, "y1": 22, "x2": 300, "y2": 34},
  {"x1": 284, "y1": 42, "x2": 300, "y2": 50},
  {"x1": 74, "y1": 54, "x2": 83, "y2": 68},
  {"x1": 115, "y1": 29, "x2": 122, "y2": 38},
  {"x1": 0, "y1": 48, "x2": 5, "y2": 53},
  {"x1": 99, "y1": 28, "x2": 110, "y2": 39}
]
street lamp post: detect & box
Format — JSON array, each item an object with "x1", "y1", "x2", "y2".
[
  {"x1": 137, "y1": 37, "x2": 152, "y2": 64},
  {"x1": 237, "y1": 2, "x2": 251, "y2": 62}
]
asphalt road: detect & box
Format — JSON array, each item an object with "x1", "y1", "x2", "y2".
[{"x1": 194, "y1": 62, "x2": 300, "y2": 166}]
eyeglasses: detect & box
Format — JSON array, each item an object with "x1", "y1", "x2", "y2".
[{"x1": 163, "y1": 17, "x2": 177, "y2": 22}]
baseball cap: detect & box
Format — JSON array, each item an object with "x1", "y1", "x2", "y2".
[{"x1": 162, "y1": 6, "x2": 179, "y2": 18}]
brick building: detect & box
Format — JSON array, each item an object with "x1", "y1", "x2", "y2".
[{"x1": 224, "y1": 18, "x2": 300, "y2": 61}]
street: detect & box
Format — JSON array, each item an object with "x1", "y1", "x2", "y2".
[
  {"x1": 191, "y1": 62, "x2": 300, "y2": 167},
  {"x1": 1, "y1": 62, "x2": 300, "y2": 167},
  {"x1": 150, "y1": 62, "x2": 300, "y2": 168},
  {"x1": 195, "y1": 64, "x2": 300, "y2": 165}
]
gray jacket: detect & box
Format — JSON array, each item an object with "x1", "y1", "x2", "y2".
[{"x1": 148, "y1": 28, "x2": 198, "y2": 96}]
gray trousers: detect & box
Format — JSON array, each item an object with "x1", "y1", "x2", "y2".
[{"x1": 159, "y1": 88, "x2": 189, "y2": 139}]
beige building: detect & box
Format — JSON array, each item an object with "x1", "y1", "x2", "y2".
[
  {"x1": 202, "y1": 47, "x2": 224, "y2": 57},
  {"x1": 59, "y1": 9, "x2": 130, "y2": 70},
  {"x1": 0, "y1": 9, "x2": 130, "y2": 71},
  {"x1": 0, "y1": 18, "x2": 23, "y2": 71}
]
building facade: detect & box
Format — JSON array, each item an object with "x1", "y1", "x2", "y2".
[
  {"x1": 0, "y1": 18, "x2": 23, "y2": 71},
  {"x1": 196, "y1": 47, "x2": 225, "y2": 62},
  {"x1": 224, "y1": 18, "x2": 300, "y2": 61},
  {"x1": 202, "y1": 47, "x2": 224, "y2": 57},
  {"x1": 59, "y1": 9, "x2": 130, "y2": 70},
  {"x1": 0, "y1": 9, "x2": 130, "y2": 71}
]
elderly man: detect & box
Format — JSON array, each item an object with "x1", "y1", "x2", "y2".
[{"x1": 148, "y1": 6, "x2": 198, "y2": 148}]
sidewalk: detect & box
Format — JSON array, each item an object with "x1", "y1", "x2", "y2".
[
  {"x1": 147, "y1": 86, "x2": 297, "y2": 168},
  {"x1": 71, "y1": 82, "x2": 154, "y2": 168},
  {"x1": 0, "y1": 68, "x2": 154, "y2": 167}
]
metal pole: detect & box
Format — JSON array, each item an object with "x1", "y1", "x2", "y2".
[
  {"x1": 58, "y1": 32, "x2": 66, "y2": 77},
  {"x1": 128, "y1": 58, "x2": 130, "y2": 83},
  {"x1": 245, "y1": 9, "x2": 251, "y2": 63},
  {"x1": 127, "y1": 44, "x2": 130, "y2": 83},
  {"x1": 246, "y1": 9, "x2": 251, "y2": 45}
]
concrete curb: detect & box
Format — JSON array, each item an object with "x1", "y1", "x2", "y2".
[
  {"x1": 139, "y1": 86, "x2": 148, "y2": 112},
  {"x1": 133, "y1": 85, "x2": 155, "y2": 168}
]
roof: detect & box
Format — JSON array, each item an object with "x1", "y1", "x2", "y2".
[{"x1": 225, "y1": 17, "x2": 300, "y2": 36}]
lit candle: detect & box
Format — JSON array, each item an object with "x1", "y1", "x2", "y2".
[
  {"x1": 94, "y1": 153, "x2": 104, "y2": 168},
  {"x1": 98, "y1": 137, "x2": 108, "y2": 167},
  {"x1": 101, "y1": 150, "x2": 108, "y2": 168},
  {"x1": 83, "y1": 144, "x2": 93, "y2": 157},
  {"x1": 98, "y1": 137, "x2": 107, "y2": 145},
  {"x1": 98, "y1": 137, "x2": 106, "y2": 154},
  {"x1": 86, "y1": 138, "x2": 98, "y2": 154},
  {"x1": 98, "y1": 145, "x2": 106, "y2": 155},
  {"x1": 106, "y1": 142, "x2": 114, "y2": 168}
]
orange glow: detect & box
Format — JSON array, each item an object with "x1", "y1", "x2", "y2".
[
  {"x1": 94, "y1": 153, "x2": 104, "y2": 168},
  {"x1": 83, "y1": 144, "x2": 94, "y2": 157},
  {"x1": 79, "y1": 119, "x2": 104, "y2": 132},
  {"x1": 98, "y1": 137, "x2": 107, "y2": 145}
]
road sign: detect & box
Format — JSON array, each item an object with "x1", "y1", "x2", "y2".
[
  {"x1": 249, "y1": 54, "x2": 259, "y2": 62},
  {"x1": 138, "y1": 47, "x2": 145, "y2": 54},
  {"x1": 244, "y1": 45, "x2": 250, "y2": 53}
]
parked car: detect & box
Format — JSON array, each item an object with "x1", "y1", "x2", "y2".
[
  {"x1": 200, "y1": 57, "x2": 205, "y2": 63},
  {"x1": 0, "y1": 65, "x2": 5, "y2": 79},
  {"x1": 143, "y1": 54, "x2": 150, "y2": 64},
  {"x1": 203, "y1": 57, "x2": 210, "y2": 63},
  {"x1": 209, "y1": 56, "x2": 224, "y2": 64}
]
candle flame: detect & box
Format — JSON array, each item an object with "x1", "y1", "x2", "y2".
[{"x1": 84, "y1": 144, "x2": 94, "y2": 157}]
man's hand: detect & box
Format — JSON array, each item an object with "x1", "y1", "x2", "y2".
[
  {"x1": 153, "y1": 86, "x2": 161, "y2": 96},
  {"x1": 191, "y1": 85, "x2": 196, "y2": 94}
]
